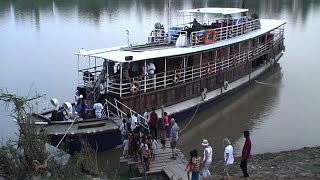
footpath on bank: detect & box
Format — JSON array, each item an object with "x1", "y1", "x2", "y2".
[{"x1": 210, "y1": 146, "x2": 320, "y2": 179}]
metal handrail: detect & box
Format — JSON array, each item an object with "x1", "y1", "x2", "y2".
[
  {"x1": 102, "y1": 98, "x2": 150, "y2": 134},
  {"x1": 113, "y1": 99, "x2": 150, "y2": 131}
]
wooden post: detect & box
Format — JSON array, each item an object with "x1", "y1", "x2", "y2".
[
  {"x1": 120, "y1": 63, "x2": 123, "y2": 97},
  {"x1": 199, "y1": 53, "x2": 202, "y2": 77},
  {"x1": 144, "y1": 60, "x2": 147, "y2": 92},
  {"x1": 164, "y1": 57, "x2": 167, "y2": 88}
]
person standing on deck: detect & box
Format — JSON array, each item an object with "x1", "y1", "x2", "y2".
[
  {"x1": 170, "y1": 118, "x2": 180, "y2": 160},
  {"x1": 149, "y1": 107, "x2": 158, "y2": 140},
  {"x1": 158, "y1": 116, "x2": 166, "y2": 149},
  {"x1": 130, "y1": 113, "x2": 138, "y2": 131},
  {"x1": 223, "y1": 138, "x2": 234, "y2": 180},
  {"x1": 119, "y1": 119, "x2": 127, "y2": 142},
  {"x1": 99, "y1": 80, "x2": 106, "y2": 103},
  {"x1": 164, "y1": 112, "x2": 170, "y2": 138},
  {"x1": 147, "y1": 61, "x2": 156, "y2": 79},
  {"x1": 201, "y1": 139, "x2": 213, "y2": 180},
  {"x1": 240, "y1": 130, "x2": 251, "y2": 178},
  {"x1": 93, "y1": 102, "x2": 103, "y2": 118}
]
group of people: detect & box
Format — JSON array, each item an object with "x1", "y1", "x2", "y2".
[
  {"x1": 186, "y1": 131, "x2": 252, "y2": 180},
  {"x1": 119, "y1": 107, "x2": 180, "y2": 171},
  {"x1": 75, "y1": 91, "x2": 104, "y2": 119}
]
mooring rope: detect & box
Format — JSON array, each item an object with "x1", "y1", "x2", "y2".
[
  {"x1": 179, "y1": 100, "x2": 202, "y2": 134},
  {"x1": 33, "y1": 117, "x2": 80, "y2": 170}
]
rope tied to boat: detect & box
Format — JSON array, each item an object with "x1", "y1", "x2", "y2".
[
  {"x1": 32, "y1": 116, "x2": 81, "y2": 170},
  {"x1": 178, "y1": 98, "x2": 202, "y2": 134}
]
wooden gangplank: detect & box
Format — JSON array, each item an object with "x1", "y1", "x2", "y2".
[{"x1": 119, "y1": 139, "x2": 189, "y2": 179}]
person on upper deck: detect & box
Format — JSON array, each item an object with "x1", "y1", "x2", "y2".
[
  {"x1": 147, "y1": 61, "x2": 156, "y2": 79},
  {"x1": 108, "y1": 61, "x2": 115, "y2": 76},
  {"x1": 130, "y1": 62, "x2": 140, "y2": 77},
  {"x1": 99, "y1": 80, "x2": 106, "y2": 103}
]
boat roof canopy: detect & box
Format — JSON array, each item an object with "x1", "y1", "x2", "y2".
[{"x1": 178, "y1": 7, "x2": 249, "y2": 15}]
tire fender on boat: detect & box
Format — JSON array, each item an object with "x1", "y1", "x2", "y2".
[
  {"x1": 233, "y1": 55, "x2": 237, "y2": 66},
  {"x1": 224, "y1": 81, "x2": 229, "y2": 90},
  {"x1": 228, "y1": 29, "x2": 233, "y2": 38},
  {"x1": 201, "y1": 88, "x2": 207, "y2": 101},
  {"x1": 207, "y1": 63, "x2": 213, "y2": 75},
  {"x1": 270, "y1": 58, "x2": 275, "y2": 66}
]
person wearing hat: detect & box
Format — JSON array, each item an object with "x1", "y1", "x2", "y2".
[
  {"x1": 201, "y1": 139, "x2": 213, "y2": 180},
  {"x1": 170, "y1": 118, "x2": 180, "y2": 160}
]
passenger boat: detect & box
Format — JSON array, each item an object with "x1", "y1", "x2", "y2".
[{"x1": 34, "y1": 7, "x2": 286, "y2": 152}]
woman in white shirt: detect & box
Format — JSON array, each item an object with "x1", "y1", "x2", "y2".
[
  {"x1": 223, "y1": 138, "x2": 234, "y2": 180},
  {"x1": 201, "y1": 139, "x2": 213, "y2": 180}
]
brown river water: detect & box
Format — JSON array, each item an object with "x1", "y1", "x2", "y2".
[{"x1": 1, "y1": 0, "x2": 320, "y2": 173}]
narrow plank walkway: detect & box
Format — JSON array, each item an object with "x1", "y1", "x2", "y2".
[{"x1": 120, "y1": 139, "x2": 189, "y2": 179}]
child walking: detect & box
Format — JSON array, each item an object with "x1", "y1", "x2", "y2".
[
  {"x1": 122, "y1": 135, "x2": 129, "y2": 158},
  {"x1": 151, "y1": 136, "x2": 157, "y2": 161}
]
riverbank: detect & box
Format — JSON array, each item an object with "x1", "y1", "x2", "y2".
[{"x1": 211, "y1": 146, "x2": 320, "y2": 179}]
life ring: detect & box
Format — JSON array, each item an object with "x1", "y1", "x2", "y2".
[
  {"x1": 223, "y1": 81, "x2": 229, "y2": 90},
  {"x1": 130, "y1": 79, "x2": 140, "y2": 93},
  {"x1": 243, "y1": 24, "x2": 248, "y2": 33},
  {"x1": 207, "y1": 63, "x2": 213, "y2": 75},
  {"x1": 194, "y1": 34, "x2": 200, "y2": 44},
  {"x1": 252, "y1": 50, "x2": 256, "y2": 57},
  {"x1": 228, "y1": 29, "x2": 233, "y2": 38},
  {"x1": 173, "y1": 71, "x2": 181, "y2": 84},
  {"x1": 233, "y1": 55, "x2": 237, "y2": 65},
  {"x1": 203, "y1": 29, "x2": 218, "y2": 45}
]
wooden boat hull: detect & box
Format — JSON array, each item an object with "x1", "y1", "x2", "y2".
[{"x1": 170, "y1": 53, "x2": 283, "y2": 122}]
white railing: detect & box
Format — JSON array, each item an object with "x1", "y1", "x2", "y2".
[
  {"x1": 148, "y1": 28, "x2": 167, "y2": 43},
  {"x1": 102, "y1": 99, "x2": 150, "y2": 134},
  {"x1": 78, "y1": 65, "x2": 103, "y2": 87},
  {"x1": 104, "y1": 36, "x2": 282, "y2": 97},
  {"x1": 190, "y1": 19, "x2": 260, "y2": 45}
]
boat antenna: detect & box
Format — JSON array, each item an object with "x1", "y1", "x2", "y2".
[
  {"x1": 126, "y1": 30, "x2": 130, "y2": 47},
  {"x1": 167, "y1": 0, "x2": 171, "y2": 44},
  {"x1": 242, "y1": 0, "x2": 246, "y2": 9}
]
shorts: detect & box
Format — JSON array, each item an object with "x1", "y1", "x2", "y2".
[
  {"x1": 170, "y1": 141, "x2": 177, "y2": 148},
  {"x1": 202, "y1": 162, "x2": 211, "y2": 177},
  {"x1": 152, "y1": 149, "x2": 157, "y2": 155}
]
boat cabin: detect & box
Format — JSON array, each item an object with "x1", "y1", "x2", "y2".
[{"x1": 75, "y1": 7, "x2": 286, "y2": 115}]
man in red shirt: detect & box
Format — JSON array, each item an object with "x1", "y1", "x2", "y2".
[
  {"x1": 240, "y1": 130, "x2": 251, "y2": 177},
  {"x1": 149, "y1": 107, "x2": 158, "y2": 140}
]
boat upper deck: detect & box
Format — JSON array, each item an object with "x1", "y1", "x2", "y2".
[{"x1": 76, "y1": 19, "x2": 286, "y2": 62}]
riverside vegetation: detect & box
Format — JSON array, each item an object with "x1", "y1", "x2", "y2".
[{"x1": 0, "y1": 89, "x2": 119, "y2": 180}]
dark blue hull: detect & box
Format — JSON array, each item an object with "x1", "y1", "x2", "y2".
[{"x1": 49, "y1": 129, "x2": 121, "y2": 154}]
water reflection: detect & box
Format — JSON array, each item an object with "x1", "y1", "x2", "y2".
[
  {"x1": 178, "y1": 65, "x2": 283, "y2": 160},
  {"x1": 0, "y1": 0, "x2": 318, "y2": 31}
]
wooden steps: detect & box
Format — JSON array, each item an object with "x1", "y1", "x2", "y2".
[{"x1": 120, "y1": 139, "x2": 189, "y2": 179}]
